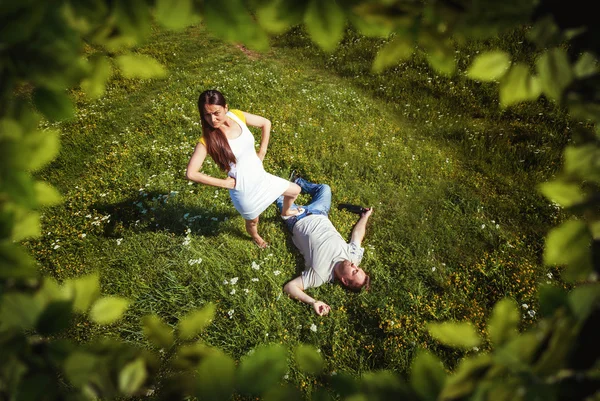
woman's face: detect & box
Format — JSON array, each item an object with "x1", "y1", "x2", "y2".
[{"x1": 203, "y1": 104, "x2": 228, "y2": 129}]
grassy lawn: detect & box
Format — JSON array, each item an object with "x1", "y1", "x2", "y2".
[{"x1": 25, "y1": 23, "x2": 571, "y2": 392}]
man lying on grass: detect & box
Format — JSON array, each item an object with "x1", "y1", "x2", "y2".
[{"x1": 276, "y1": 173, "x2": 373, "y2": 316}]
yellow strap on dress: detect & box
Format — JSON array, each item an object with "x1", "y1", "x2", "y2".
[{"x1": 199, "y1": 109, "x2": 246, "y2": 146}]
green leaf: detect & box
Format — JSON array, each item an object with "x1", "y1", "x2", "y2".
[
  {"x1": 568, "y1": 283, "x2": 600, "y2": 322},
  {"x1": 361, "y1": 370, "x2": 409, "y2": 399},
  {"x1": 63, "y1": 272, "x2": 101, "y2": 313},
  {"x1": 538, "y1": 284, "x2": 569, "y2": 317},
  {"x1": 373, "y1": 35, "x2": 414, "y2": 73},
  {"x1": 119, "y1": 358, "x2": 147, "y2": 395},
  {"x1": 536, "y1": 48, "x2": 573, "y2": 101},
  {"x1": 0, "y1": 293, "x2": 44, "y2": 331},
  {"x1": 154, "y1": 0, "x2": 198, "y2": 30},
  {"x1": 142, "y1": 315, "x2": 174, "y2": 349},
  {"x1": 116, "y1": 54, "x2": 166, "y2": 79},
  {"x1": 526, "y1": 16, "x2": 560, "y2": 48},
  {"x1": 256, "y1": 0, "x2": 307, "y2": 34},
  {"x1": 12, "y1": 209, "x2": 41, "y2": 241},
  {"x1": 539, "y1": 180, "x2": 587, "y2": 207},
  {"x1": 304, "y1": 0, "x2": 346, "y2": 52},
  {"x1": 533, "y1": 312, "x2": 577, "y2": 376},
  {"x1": 36, "y1": 301, "x2": 73, "y2": 335},
  {"x1": 487, "y1": 298, "x2": 519, "y2": 348},
  {"x1": 263, "y1": 384, "x2": 304, "y2": 401},
  {"x1": 24, "y1": 129, "x2": 60, "y2": 172},
  {"x1": 420, "y1": 34, "x2": 456, "y2": 76},
  {"x1": 499, "y1": 63, "x2": 541, "y2": 107},
  {"x1": 348, "y1": 11, "x2": 393, "y2": 38},
  {"x1": 544, "y1": 220, "x2": 592, "y2": 282},
  {"x1": 573, "y1": 52, "x2": 598, "y2": 79},
  {"x1": 427, "y1": 321, "x2": 481, "y2": 349},
  {"x1": 34, "y1": 181, "x2": 62, "y2": 207},
  {"x1": 63, "y1": 352, "x2": 98, "y2": 387},
  {"x1": 410, "y1": 350, "x2": 446, "y2": 401},
  {"x1": 89, "y1": 296, "x2": 130, "y2": 325},
  {"x1": 495, "y1": 332, "x2": 540, "y2": 369},
  {"x1": 114, "y1": 0, "x2": 151, "y2": 45},
  {"x1": 564, "y1": 145, "x2": 600, "y2": 183},
  {"x1": 81, "y1": 55, "x2": 112, "y2": 99},
  {"x1": 237, "y1": 343, "x2": 287, "y2": 395},
  {"x1": 204, "y1": 0, "x2": 269, "y2": 50},
  {"x1": 467, "y1": 51, "x2": 511, "y2": 81},
  {"x1": 0, "y1": 242, "x2": 38, "y2": 279},
  {"x1": 294, "y1": 344, "x2": 324, "y2": 375},
  {"x1": 439, "y1": 354, "x2": 492, "y2": 400},
  {"x1": 197, "y1": 351, "x2": 236, "y2": 401},
  {"x1": 178, "y1": 303, "x2": 216, "y2": 340},
  {"x1": 32, "y1": 88, "x2": 75, "y2": 122}
]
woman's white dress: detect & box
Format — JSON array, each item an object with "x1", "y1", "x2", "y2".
[{"x1": 225, "y1": 111, "x2": 289, "y2": 220}]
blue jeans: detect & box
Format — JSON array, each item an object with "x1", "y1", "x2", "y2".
[{"x1": 276, "y1": 178, "x2": 331, "y2": 231}]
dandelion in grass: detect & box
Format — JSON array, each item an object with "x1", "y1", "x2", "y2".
[{"x1": 310, "y1": 324, "x2": 317, "y2": 332}]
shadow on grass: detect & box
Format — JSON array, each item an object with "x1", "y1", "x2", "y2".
[{"x1": 91, "y1": 190, "x2": 240, "y2": 238}]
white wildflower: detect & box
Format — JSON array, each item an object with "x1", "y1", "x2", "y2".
[
  {"x1": 227, "y1": 309, "x2": 234, "y2": 319},
  {"x1": 230, "y1": 289, "x2": 236, "y2": 295},
  {"x1": 116, "y1": 238, "x2": 123, "y2": 245},
  {"x1": 251, "y1": 261, "x2": 260, "y2": 270},
  {"x1": 251, "y1": 278, "x2": 259, "y2": 282},
  {"x1": 273, "y1": 270, "x2": 281, "y2": 276},
  {"x1": 522, "y1": 303, "x2": 529, "y2": 309},
  {"x1": 230, "y1": 277, "x2": 239, "y2": 285},
  {"x1": 528, "y1": 310, "x2": 536, "y2": 318},
  {"x1": 310, "y1": 324, "x2": 317, "y2": 332}
]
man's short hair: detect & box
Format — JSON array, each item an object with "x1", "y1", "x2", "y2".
[{"x1": 346, "y1": 273, "x2": 371, "y2": 293}]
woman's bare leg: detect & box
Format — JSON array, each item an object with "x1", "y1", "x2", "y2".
[
  {"x1": 245, "y1": 217, "x2": 268, "y2": 248},
  {"x1": 280, "y1": 182, "x2": 302, "y2": 216}
]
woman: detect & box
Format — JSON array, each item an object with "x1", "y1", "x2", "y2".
[{"x1": 186, "y1": 90, "x2": 302, "y2": 248}]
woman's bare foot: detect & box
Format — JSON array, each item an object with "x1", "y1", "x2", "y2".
[
  {"x1": 281, "y1": 207, "x2": 304, "y2": 218},
  {"x1": 252, "y1": 236, "x2": 269, "y2": 249}
]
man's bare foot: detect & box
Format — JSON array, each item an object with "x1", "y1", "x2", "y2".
[{"x1": 252, "y1": 236, "x2": 269, "y2": 249}]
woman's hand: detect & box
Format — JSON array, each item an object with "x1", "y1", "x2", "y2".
[{"x1": 224, "y1": 176, "x2": 236, "y2": 189}]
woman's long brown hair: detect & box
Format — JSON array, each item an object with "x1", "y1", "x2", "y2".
[{"x1": 198, "y1": 90, "x2": 237, "y2": 172}]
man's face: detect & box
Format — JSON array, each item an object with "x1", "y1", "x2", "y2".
[
  {"x1": 340, "y1": 261, "x2": 367, "y2": 289},
  {"x1": 203, "y1": 104, "x2": 228, "y2": 129}
]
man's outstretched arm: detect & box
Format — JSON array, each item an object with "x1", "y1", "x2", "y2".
[
  {"x1": 350, "y1": 207, "x2": 374, "y2": 245},
  {"x1": 283, "y1": 276, "x2": 331, "y2": 316}
]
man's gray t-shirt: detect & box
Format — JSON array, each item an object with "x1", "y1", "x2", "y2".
[{"x1": 292, "y1": 215, "x2": 364, "y2": 290}]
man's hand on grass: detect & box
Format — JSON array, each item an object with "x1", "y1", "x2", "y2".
[{"x1": 313, "y1": 301, "x2": 331, "y2": 316}]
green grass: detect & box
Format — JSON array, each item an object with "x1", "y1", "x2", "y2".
[{"x1": 26, "y1": 23, "x2": 570, "y2": 392}]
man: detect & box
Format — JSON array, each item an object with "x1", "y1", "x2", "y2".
[{"x1": 276, "y1": 175, "x2": 373, "y2": 316}]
